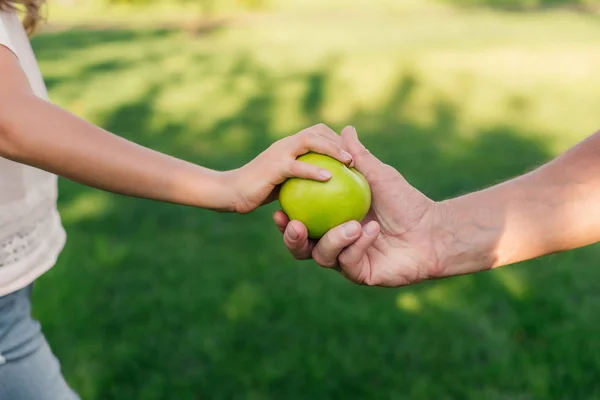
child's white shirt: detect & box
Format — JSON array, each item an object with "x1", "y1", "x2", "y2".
[{"x1": 0, "y1": 10, "x2": 66, "y2": 297}]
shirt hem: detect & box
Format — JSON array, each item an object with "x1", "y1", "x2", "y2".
[{"x1": 0, "y1": 223, "x2": 66, "y2": 297}]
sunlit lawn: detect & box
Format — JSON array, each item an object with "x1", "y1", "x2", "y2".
[{"x1": 32, "y1": 1, "x2": 600, "y2": 398}]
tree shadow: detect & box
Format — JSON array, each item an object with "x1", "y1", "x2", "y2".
[
  {"x1": 442, "y1": 0, "x2": 600, "y2": 13},
  {"x1": 32, "y1": 28, "x2": 175, "y2": 61},
  {"x1": 28, "y1": 28, "x2": 600, "y2": 400}
]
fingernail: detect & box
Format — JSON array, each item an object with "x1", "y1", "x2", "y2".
[
  {"x1": 320, "y1": 169, "x2": 332, "y2": 179},
  {"x1": 363, "y1": 222, "x2": 378, "y2": 236},
  {"x1": 343, "y1": 221, "x2": 360, "y2": 238},
  {"x1": 288, "y1": 225, "x2": 299, "y2": 240},
  {"x1": 341, "y1": 150, "x2": 352, "y2": 161}
]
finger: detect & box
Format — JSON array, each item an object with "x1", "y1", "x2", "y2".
[
  {"x1": 283, "y1": 220, "x2": 314, "y2": 260},
  {"x1": 340, "y1": 125, "x2": 364, "y2": 155},
  {"x1": 273, "y1": 210, "x2": 290, "y2": 234},
  {"x1": 307, "y1": 123, "x2": 349, "y2": 153},
  {"x1": 298, "y1": 123, "x2": 343, "y2": 147},
  {"x1": 291, "y1": 131, "x2": 353, "y2": 165},
  {"x1": 285, "y1": 160, "x2": 333, "y2": 181},
  {"x1": 340, "y1": 126, "x2": 385, "y2": 175},
  {"x1": 312, "y1": 220, "x2": 362, "y2": 268},
  {"x1": 337, "y1": 221, "x2": 380, "y2": 277}
]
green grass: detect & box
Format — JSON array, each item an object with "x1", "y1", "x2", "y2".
[{"x1": 30, "y1": 1, "x2": 600, "y2": 399}]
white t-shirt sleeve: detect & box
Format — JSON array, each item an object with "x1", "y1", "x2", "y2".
[
  {"x1": 0, "y1": 12, "x2": 49, "y2": 100},
  {"x1": 0, "y1": 14, "x2": 16, "y2": 55}
]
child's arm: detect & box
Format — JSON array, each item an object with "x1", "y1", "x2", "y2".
[{"x1": 0, "y1": 48, "x2": 352, "y2": 213}]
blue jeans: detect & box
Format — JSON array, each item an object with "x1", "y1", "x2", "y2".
[{"x1": 0, "y1": 284, "x2": 79, "y2": 400}]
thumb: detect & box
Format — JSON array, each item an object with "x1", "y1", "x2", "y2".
[{"x1": 340, "y1": 126, "x2": 383, "y2": 176}]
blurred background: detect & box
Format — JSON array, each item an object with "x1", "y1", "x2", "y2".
[{"x1": 31, "y1": 0, "x2": 600, "y2": 398}]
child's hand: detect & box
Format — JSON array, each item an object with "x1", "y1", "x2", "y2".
[{"x1": 227, "y1": 124, "x2": 353, "y2": 214}]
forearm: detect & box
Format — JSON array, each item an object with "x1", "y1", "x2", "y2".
[
  {"x1": 437, "y1": 130, "x2": 600, "y2": 275},
  {"x1": 0, "y1": 93, "x2": 234, "y2": 211}
]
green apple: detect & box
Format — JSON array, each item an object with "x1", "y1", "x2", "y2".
[{"x1": 279, "y1": 152, "x2": 371, "y2": 239}]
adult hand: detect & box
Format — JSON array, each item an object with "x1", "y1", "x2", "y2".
[
  {"x1": 273, "y1": 126, "x2": 443, "y2": 287},
  {"x1": 276, "y1": 125, "x2": 600, "y2": 286}
]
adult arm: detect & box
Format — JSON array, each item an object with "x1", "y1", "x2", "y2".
[
  {"x1": 436, "y1": 130, "x2": 600, "y2": 275},
  {"x1": 274, "y1": 127, "x2": 600, "y2": 286}
]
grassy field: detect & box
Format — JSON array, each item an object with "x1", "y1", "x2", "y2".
[{"x1": 31, "y1": 1, "x2": 600, "y2": 398}]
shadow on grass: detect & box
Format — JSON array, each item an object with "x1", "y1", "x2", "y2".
[
  {"x1": 29, "y1": 28, "x2": 600, "y2": 400},
  {"x1": 33, "y1": 28, "x2": 174, "y2": 59},
  {"x1": 441, "y1": 0, "x2": 600, "y2": 13}
]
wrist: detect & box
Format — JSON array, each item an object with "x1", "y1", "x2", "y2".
[
  {"x1": 209, "y1": 169, "x2": 240, "y2": 213},
  {"x1": 432, "y1": 196, "x2": 500, "y2": 278},
  {"x1": 178, "y1": 168, "x2": 238, "y2": 213},
  {"x1": 219, "y1": 168, "x2": 244, "y2": 213}
]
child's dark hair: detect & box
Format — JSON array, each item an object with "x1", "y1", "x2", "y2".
[{"x1": 0, "y1": 0, "x2": 46, "y2": 35}]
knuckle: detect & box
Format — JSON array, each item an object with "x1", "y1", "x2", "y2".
[
  {"x1": 313, "y1": 123, "x2": 329, "y2": 132},
  {"x1": 337, "y1": 252, "x2": 352, "y2": 268},
  {"x1": 324, "y1": 233, "x2": 344, "y2": 249},
  {"x1": 313, "y1": 253, "x2": 337, "y2": 268},
  {"x1": 288, "y1": 160, "x2": 302, "y2": 175},
  {"x1": 382, "y1": 163, "x2": 398, "y2": 176},
  {"x1": 305, "y1": 123, "x2": 325, "y2": 132},
  {"x1": 355, "y1": 148, "x2": 371, "y2": 160},
  {"x1": 285, "y1": 237, "x2": 304, "y2": 254},
  {"x1": 302, "y1": 130, "x2": 318, "y2": 144}
]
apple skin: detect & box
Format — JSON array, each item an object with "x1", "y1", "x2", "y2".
[{"x1": 279, "y1": 152, "x2": 372, "y2": 239}]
